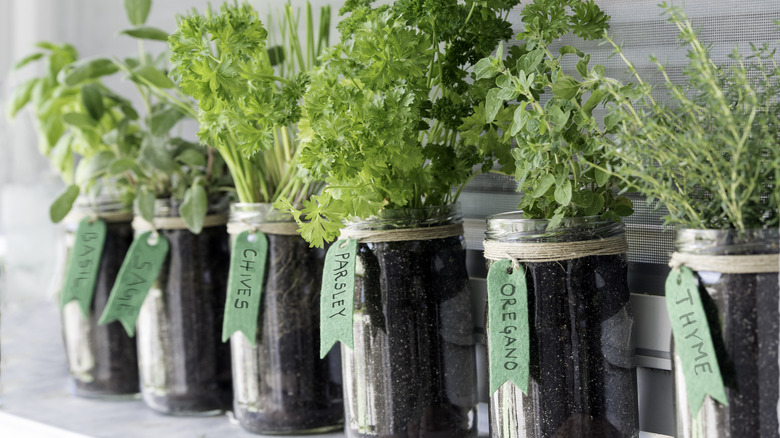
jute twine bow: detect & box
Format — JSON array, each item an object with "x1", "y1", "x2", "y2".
[
  {"x1": 132, "y1": 214, "x2": 229, "y2": 232},
  {"x1": 483, "y1": 234, "x2": 629, "y2": 270},
  {"x1": 226, "y1": 220, "x2": 300, "y2": 236},
  {"x1": 668, "y1": 252, "x2": 780, "y2": 274},
  {"x1": 338, "y1": 223, "x2": 464, "y2": 243},
  {"x1": 64, "y1": 210, "x2": 134, "y2": 224}
]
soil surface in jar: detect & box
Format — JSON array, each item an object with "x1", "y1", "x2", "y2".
[
  {"x1": 234, "y1": 234, "x2": 344, "y2": 433},
  {"x1": 73, "y1": 220, "x2": 140, "y2": 396},
  {"x1": 516, "y1": 253, "x2": 637, "y2": 438},
  {"x1": 698, "y1": 271, "x2": 779, "y2": 437},
  {"x1": 345, "y1": 235, "x2": 478, "y2": 438},
  {"x1": 143, "y1": 224, "x2": 233, "y2": 413}
]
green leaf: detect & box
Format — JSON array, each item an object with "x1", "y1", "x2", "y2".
[
  {"x1": 175, "y1": 149, "x2": 206, "y2": 167},
  {"x1": 510, "y1": 105, "x2": 529, "y2": 136},
  {"x1": 140, "y1": 135, "x2": 175, "y2": 172},
  {"x1": 559, "y1": 46, "x2": 584, "y2": 57},
  {"x1": 50, "y1": 185, "x2": 80, "y2": 223},
  {"x1": 13, "y1": 53, "x2": 44, "y2": 70},
  {"x1": 614, "y1": 204, "x2": 634, "y2": 216},
  {"x1": 107, "y1": 158, "x2": 138, "y2": 175},
  {"x1": 132, "y1": 64, "x2": 175, "y2": 89},
  {"x1": 75, "y1": 151, "x2": 115, "y2": 184},
  {"x1": 120, "y1": 26, "x2": 169, "y2": 41},
  {"x1": 180, "y1": 184, "x2": 208, "y2": 234},
  {"x1": 267, "y1": 45, "x2": 285, "y2": 66},
  {"x1": 595, "y1": 167, "x2": 610, "y2": 187},
  {"x1": 584, "y1": 192, "x2": 605, "y2": 216},
  {"x1": 135, "y1": 186, "x2": 155, "y2": 222},
  {"x1": 576, "y1": 55, "x2": 590, "y2": 78},
  {"x1": 551, "y1": 75, "x2": 580, "y2": 100},
  {"x1": 583, "y1": 89, "x2": 607, "y2": 115},
  {"x1": 150, "y1": 106, "x2": 185, "y2": 136},
  {"x1": 474, "y1": 57, "x2": 500, "y2": 80},
  {"x1": 548, "y1": 105, "x2": 570, "y2": 130},
  {"x1": 62, "y1": 58, "x2": 119, "y2": 86},
  {"x1": 124, "y1": 0, "x2": 151, "y2": 26},
  {"x1": 531, "y1": 174, "x2": 555, "y2": 198},
  {"x1": 485, "y1": 88, "x2": 502, "y2": 123},
  {"x1": 81, "y1": 83, "x2": 105, "y2": 121},
  {"x1": 7, "y1": 78, "x2": 38, "y2": 118},
  {"x1": 62, "y1": 112, "x2": 97, "y2": 129},
  {"x1": 554, "y1": 179, "x2": 573, "y2": 206}
]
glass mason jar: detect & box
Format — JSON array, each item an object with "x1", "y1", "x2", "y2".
[
  {"x1": 136, "y1": 197, "x2": 233, "y2": 415},
  {"x1": 484, "y1": 213, "x2": 638, "y2": 438},
  {"x1": 229, "y1": 203, "x2": 344, "y2": 434},
  {"x1": 61, "y1": 197, "x2": 140, "y2": 398},
  {"x1": 342, "y1": 205, "x2": 478, "y2": 438},
  {"x1": 673, "y1": 228, "x2": 780, "y2": 438}
]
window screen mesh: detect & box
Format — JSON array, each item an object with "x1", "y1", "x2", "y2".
[{"x1": 461, "y1": 1, "x2": 780, "y2": 266}]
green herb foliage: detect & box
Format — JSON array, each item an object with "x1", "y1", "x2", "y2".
[
  {"x1": 602, "y1": 4, "x2": 780, "y2": 231},
  {"x1": 465, "y1": 0, "x2": 633, "y2": 229},
  {"x1": 279, "y1": 0, "x2": 520, "y2": 247},
  {"x1": 8, "y1": 43, "x2": 140, "y2": 222},
  {"x1": 168, "y1": 1, "x2": 330, "y2": 210}
]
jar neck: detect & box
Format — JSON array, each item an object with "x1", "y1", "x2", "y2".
[
  {"x1": 485, "y1": 212, "x2": 624, "y2": 243},
  {"x1": 228, "y1": 202, "x2": 293, "y2": 225},
  {"x1": 73, "y1": 195, "x2": 131, "y2": 215},
  {"x1": 675, "y1": 228, "x2": 780, "y2": 256},
  {"x1": 345, "y1": 205, "x2": 462, "y2": 231},
  {"x1": 147, "y1": 196, "x2": 229, "y2": 218}
]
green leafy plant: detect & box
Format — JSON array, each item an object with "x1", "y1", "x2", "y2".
[
  {"x1": 464, "y1": 0, "x2": 633, "y2": 229},
  {"x1": 602, "y1": 4, "x2": 780, "y2": 231},
  {"x1": 279, "y1": 0, "x2": 521, "y2": 247},
  {"x1": 8, "y1": 42, "x2": 141, "y2": 222},
  {"x1": 115, "y1": 0, "x2": 232, "y2": 233},
  {"x1": 168, "y1": 1, "x2": 330, "y2": 215}
]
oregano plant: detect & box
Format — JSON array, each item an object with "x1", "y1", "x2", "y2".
[
  {"x1": 277, "y1": 0, "x2": 520, "y2": 247},
  {"x1": 463, "y1": 0, "x2": 634, "y2": 229}
]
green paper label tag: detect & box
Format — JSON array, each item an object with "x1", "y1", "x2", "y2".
[
  {"x1": 665, "y1": 266, "x2": 729, "y2": 416},
  {"x1": 98, "y1": 231, "x2": 169, "y2": 336},
  {"x1": 221, "y1": 231, "x2": 269, "y2": 345},
  {"x1": 487, "y1": 259, "x2": 530, "y2": 395},
  {"x1": 319, "y1": 238, "x2": 357, "y2": 358},
  {"x1": 61, "y1": 218, "x2": 107, "y2": 315}
]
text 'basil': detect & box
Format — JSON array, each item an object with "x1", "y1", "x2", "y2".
[
  {"x1": 222, "y1": 231, "x2": 268, "y2": 345},
  {"x1": 98, "y1": 231, "x2": 169, "y2": 336},
  {"x1": 665, "y1": 266, "x2": 729, "y2": 416},
  {"x1": 319, "y1": 238, "x2": 357, "y2": 358},
  {"x1": 487, "y1": 259, "x2": 530, "y2": 394},
  {"x1": 61, "y1": 218, "x2": 107, "y2": 315}
]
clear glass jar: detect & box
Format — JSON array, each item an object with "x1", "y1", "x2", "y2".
[
  {"x1": 485, "y1": 213, "x2": 638, "y2": 438},
  {"x1": 673, "y1": 228, "x2": 780, "y2": 438},
  {"x1": 136, "y1": 197, "x2": 233, "y2": 415},
  {"x1": 61, "y1": 197, "x2": 140, "y2": 398},
  {"x1": 342, "y1": 204, "x2": 478, "y2": 438},
  {"x1": 229, "y1": 203, "x2": 344, "y2": 434}
]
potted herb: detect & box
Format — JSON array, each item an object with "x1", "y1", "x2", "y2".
[
  {"x1": 8, "y1": 41, "x2": 142, "y2": 398},
  {"x1": 602, "y1": 5, "x2": 780, "y2": 436},
  {"x1": 469, "y1": 1, "x2": 638, "y2": 436},
  {"x1": 278, "y1": 1, "x2": 519, "y2": 436},
  {"x1": 169, "y1": 1, "x2": 343, "y2": 433},
  {"x1": 90, "y1": 0, "x2": 235, "y2": 416}
]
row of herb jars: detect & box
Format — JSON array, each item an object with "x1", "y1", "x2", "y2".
[{"x1": 59, "y1": 200, "x2": 778, "y2": 437}]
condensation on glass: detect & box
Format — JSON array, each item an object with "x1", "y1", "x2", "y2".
[
  {"x1": 61, "y1": 197, "x2": 139, "y2": 398},
  {"x1": 485, "y1": 213, "x2": 639, "y2": 438},
  {"x1": 228, "y1": 203, "x2": 343, "y2": 434},
  {"x1": 342, "y1": 205, "x2": 479, "y2": 438},
  {"x1": 136, "y1": 198, "x2": 232, "y2": 415},
  {"x1": 673, "y1": 228, "x2": 780, "y2": 438}
]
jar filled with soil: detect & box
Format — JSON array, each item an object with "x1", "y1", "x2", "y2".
[
  {"x1": 228, "y1": 203, "x2": 344, "y2": 434},
  {"x1": 672, "y1": 228, "x2": 780, "y2": 438},
  {"x1": 484, "y1": 213, "x2": 638, "y2": 438},
  {"x1": 135, "y1": 198, "x2": 233, "y2": 415},
  {"x1": 340, "y1": 205, "x2": 478, "y2": 438},
  {"x1": 61, "y1": 197, "x2": 140, "y2": 399}
]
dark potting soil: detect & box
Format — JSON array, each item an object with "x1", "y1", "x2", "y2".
[
  {"x1": 343, "y1": 235, "x2": 478, "y2": 438},
  {"x1": 71, "y1": 220, "x2": 140, "y2": 397},
  {"x1": 234, "y1": 234, "x2": 344, "y2": 433},
  {"x1": 491, "y1": 253, "x2": 638, "y2": 438},
  {"x1": 694, "y1": 271, "x2": 779, "y2": 437},
  {"x1": 141, "y1": 224, "x2": 233, "y2": 414}
]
